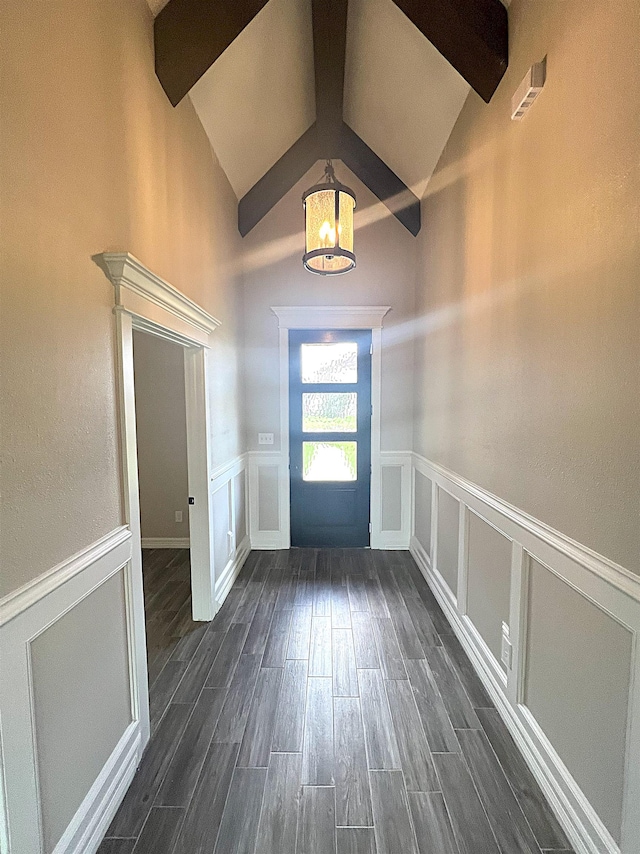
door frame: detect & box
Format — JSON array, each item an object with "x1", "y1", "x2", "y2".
[
  {"x1": 97, "y1": 252, "x2": 221, "y2": 743},
  {"x1": 271, "y1": 305, "x2": 390, "y2": 549}
]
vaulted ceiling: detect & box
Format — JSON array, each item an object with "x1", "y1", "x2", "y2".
[{"x1": 147, "y1": 0, "x2": 508, "y2": 235}]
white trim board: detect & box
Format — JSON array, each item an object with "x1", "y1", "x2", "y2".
[
  {"x1": 266, "y1": 305, "x2": 391, "y2": 550},
  {"x1": 410, "y1": 453, "x2": 640, "y2": 854},
  {"x1": 140, "y1": 538, "x2": 190, "y2": 549}
]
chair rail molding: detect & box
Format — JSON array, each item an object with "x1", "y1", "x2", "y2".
[
  {"x1": 265, "y1": 305, "x2": 391, "y2": 549},
  {"x1": 410, "y1": 452, "x2": 640, "y2": 854}
]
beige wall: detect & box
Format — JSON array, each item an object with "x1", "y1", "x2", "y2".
[
  {"x1": 133, "y1": 332, "x2": 189, "y2": 540},
  {"x1": 525, "y1": 558, "x2": 633, "y2": 842},
  {"x1": 413, "y1": 0, "x2": 640, "y2": 574},
  {"x1": 241, "y1": 163, "x2": 418, "y2": 455},
  {"x1": 0, "y1": 0, "x2": 244, "y2": 597}
]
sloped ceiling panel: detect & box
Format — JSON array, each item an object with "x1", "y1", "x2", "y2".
[
  {"x1": 344, "y1": 0, "x2": 470, "y2": 199},
  {"x1": 188, "y1": 0, "x2": 316, "y2": 199}
]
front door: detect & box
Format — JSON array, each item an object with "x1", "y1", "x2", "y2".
[{"x1": 289, "y1": 329, "x2": 371, "y2": 547}]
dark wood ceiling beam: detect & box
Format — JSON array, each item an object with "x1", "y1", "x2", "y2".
[
  {"x1": 392, "y1": 0, "x2": 508, "y2": 102},
  {"x1": 340, "y1": 123, "x2": 421, "y2": 235},
  {"x1": 154, "y1": 0, "x2": 270, "y2": 106},
  {"x1": 312, "y1": 0, "x2": 349, "y2": 155},
  {"x1": 238, "y1": 123, "x2": 321, "y2": 236}
]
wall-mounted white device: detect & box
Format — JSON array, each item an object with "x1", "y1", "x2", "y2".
[
  {"x1": 501, "y1": 621, "x2": 513, "y2": 669},
  {"x1": 174, "y1": 510, "x2": 183, "y2": 523},
  {"x1": 258, "y1": 433, "x2": 274, "y2": 445},
  {"x1": 511, "y1": 59, "x2": 546, "y2": 120}
]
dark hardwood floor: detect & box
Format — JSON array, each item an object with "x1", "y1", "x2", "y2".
[{"x1": 100, "y1": 549, "x2": 573, "y2": 854}]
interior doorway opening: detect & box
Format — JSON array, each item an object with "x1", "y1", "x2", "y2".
[{"x1": 132, "y1": 331, "x2": 203, "y2": 728}]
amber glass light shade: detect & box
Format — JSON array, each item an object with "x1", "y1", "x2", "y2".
[{"x1": 302, "y1": 170, "x2": 356, "y2": 275}]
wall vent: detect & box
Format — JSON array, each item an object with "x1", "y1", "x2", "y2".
[{"x1": 511, "y1": 59, "x2": 546, "y2": 120}]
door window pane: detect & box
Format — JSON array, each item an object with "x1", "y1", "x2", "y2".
[
  {"x1": 302, "y1": 393, "x2": 357, "y2": 432},
  {"x1": 303, "y1": 442, "x2": 357, "y2": 481},
  {"x1": 301, "y1": 343, "x2": 357, "y2": 383}
]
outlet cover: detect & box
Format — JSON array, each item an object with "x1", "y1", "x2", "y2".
[
  {"x1": 175, "y1": 510, "x2": 183, "y2": 523},
  {"x1": 500, "y1": 621, "x2": 513, "y2": 669},
  {"x1": 258, "y1": 432, "x2": 274, "y2": 445}
]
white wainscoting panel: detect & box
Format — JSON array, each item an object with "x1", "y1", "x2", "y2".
[
  {"x1": 248, "y1": 451, "x2": 289, "y2": 549},
  {"x1": 372, "y1": 452, "x2": 412, "y2": 549},
  {"x1": 0, "y1": 528, "x2": 142, "y2": 854},
  {"x1": 210, "y1": 455, "x2": 250, "y2": 605},
  {"x1": 410, "y1": 454, "x2": 640, "y2": 854}
]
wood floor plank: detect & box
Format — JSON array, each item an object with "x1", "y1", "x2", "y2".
[
  {"x1": 371, "y1": 617, "x2": 407, "y2": 680},
  {"x1": 233, "y1": 580, "x2": 265, "y2": 624},
  {"x1": 272, "y1": 659, "x2": 308, "y2": 752},
  {"x1": 205, "y1": 622, "x2": 250, "y2": 688},
  {"x1": 309, "y1": 617, "x2": 333, "y2": 677},
  {"x1": 369, "y1": 770, "x2": 418, "y2": 854},
  {"x1": 148, "y1": 660, "x2": 188, "y2": 731},
  {"x1": 107, "y1": 704, "x2": 192, "y2": 837},
  {"x1": 169, "y1": 623, "x2": 208, "y2": 662},
  {"x1": 255, "y1": 752, "x2": 302, "y2": 854},
  {"x1": 243, "y1": 601, "x2": 276, "y2": 655},
  {"x1": 297, "y1": 786, "x2": 337, "y2": 854},
  {"x1": 363, "y1": 574, "x2": 391, "y2": 618},
  {"x1": 237, "y1": 667, "x2": 283, "y2": 767},
  {"x1": 351, "y1": 612, "x2": 380, "y2": 669},
  {"x1": 336, "y1": 828, "x2": 376, "y2": 854},
  {"x1": 346, "y1": 573, "x2": 369, "y2": 612},
  {"x1": 287, "y1": 603, "x2": 313, "y2": 659},
  {"x1": 424, "y1": 646, "x2": 480, "y2": 729},
  {"x1": 314, "y1": 551, "x2": 332, "y2": 616},
  {"x1": 457, "y1": 728, "x2": 540, "y2": 854},
  {"x1": 171, "y1": 631, "x2": 225, "y2": 704},
  {"x1": 334, "y1": 697, "x2": 373, "y2": 827},
  {"x1": 477, "y1": 707, "x2": 570, "y2": 850},
  {"x1": 332, "y1": 628, "x2": 358, "y2": 697},
  {"x1": 406, "y1": 659, "x2": 460, "y2": 753},
  {"x1": 302, "y1": 677, "x2": 334, "y2": 785},
  {"x1": 213, "y1": 653, "x2": 262, "y2": 743},
  {"x1": 276, "y1": 573, "x2": 298, "y2": 610},
  {"x1": 332, "y1": 575, "x2": 352, "y2": 629},
  {"x1": 211, "y1": 586, "x2": 243, "y2": 633},
  {"x1": 97, "y1": 840, "x2": 136, "y2": 854},
  {"x1": 402, "y1": 594, "x2": 441, "y2": 649},
  {"x1": 408, "y1": 792, "x2": 460, "y2": 854},
  {"x1": 433, "y1": 753, "x2": 500, "y2": 854},
  {"x1": 213, "y1": 767, "x2": 267, "y2": 854},
  {"x1": 439, "y1": 633, "x2": 494, "y2": 709},
  {"x1": 172, "y1": 741, "x2": 239, "y2": 854},
  {"x1": 262, "y1": 608, "x2": 293, "y2": 668},
  {"x1": 156, "y1": 688, "x2": 226, "y2": 806},
  {"x1": 133, "y1": 806, "x2": 184, "y2": 854},
  {"x1": 384, "y1": 679, "x2": 439, "y2": 792},
  {"x1": 358, "y1": 670, "x2": 400, "y2": 770}
]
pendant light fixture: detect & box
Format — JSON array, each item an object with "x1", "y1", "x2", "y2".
[{"x1": 302, "y1": 160, "x2": 356, "y2": 275}]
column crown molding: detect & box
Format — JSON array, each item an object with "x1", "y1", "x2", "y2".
[
  {"x1": 95, "y1": 252, "x2": 221, "y2": 337},
  {"x1": 271, "y1": 305, "x2": 391, "y2": 329}
]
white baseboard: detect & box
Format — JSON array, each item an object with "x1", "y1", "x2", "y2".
[
  {"x1": 52, "y1": 722, "x2": 142, "y2": 854},
  {"x1": 250, "y1": 532, "x2": 288, "y2": 550},
  {"x1": 410, "y1": 535, "x2": 619, "y2": 854},
  {"x1": 215, "y1": 535, "x2": 250, "y2": 605},
  {"x1": 140, "y1": 537, "x2": 190, "y2": 549}
]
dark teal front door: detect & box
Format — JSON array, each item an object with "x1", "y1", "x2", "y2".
[{"x1": 289, "y1": 329, "x2": 372, "y2": 547}]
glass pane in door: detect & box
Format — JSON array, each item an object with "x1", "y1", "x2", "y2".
[
  {"x1": 303, "y1": 442, "x2": 357, "y2": 481},
  {"x1": 302, "y1": 393, "x2": 357, "y2": 432},
  {"x1": 301, "y1": 343, "x2": 358, "y2": 383}
]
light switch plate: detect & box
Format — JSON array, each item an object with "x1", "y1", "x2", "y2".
[
  {"x1": 258, "y1": 433, "x2": 274, "y2": 445},
  {"x1": 501, "y1": 621, "x2": 513, "y2": 669},
  {"x1": 175, "y1": 510, "x2": 183, "y2": 523}
]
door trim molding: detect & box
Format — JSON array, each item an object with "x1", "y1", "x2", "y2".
[
  {"x1": 270, "y1": 305, "x2": 390, "y2": 549},
  {"x1": 95, "y1": 252, "x2": 222, "y2": 750}
]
